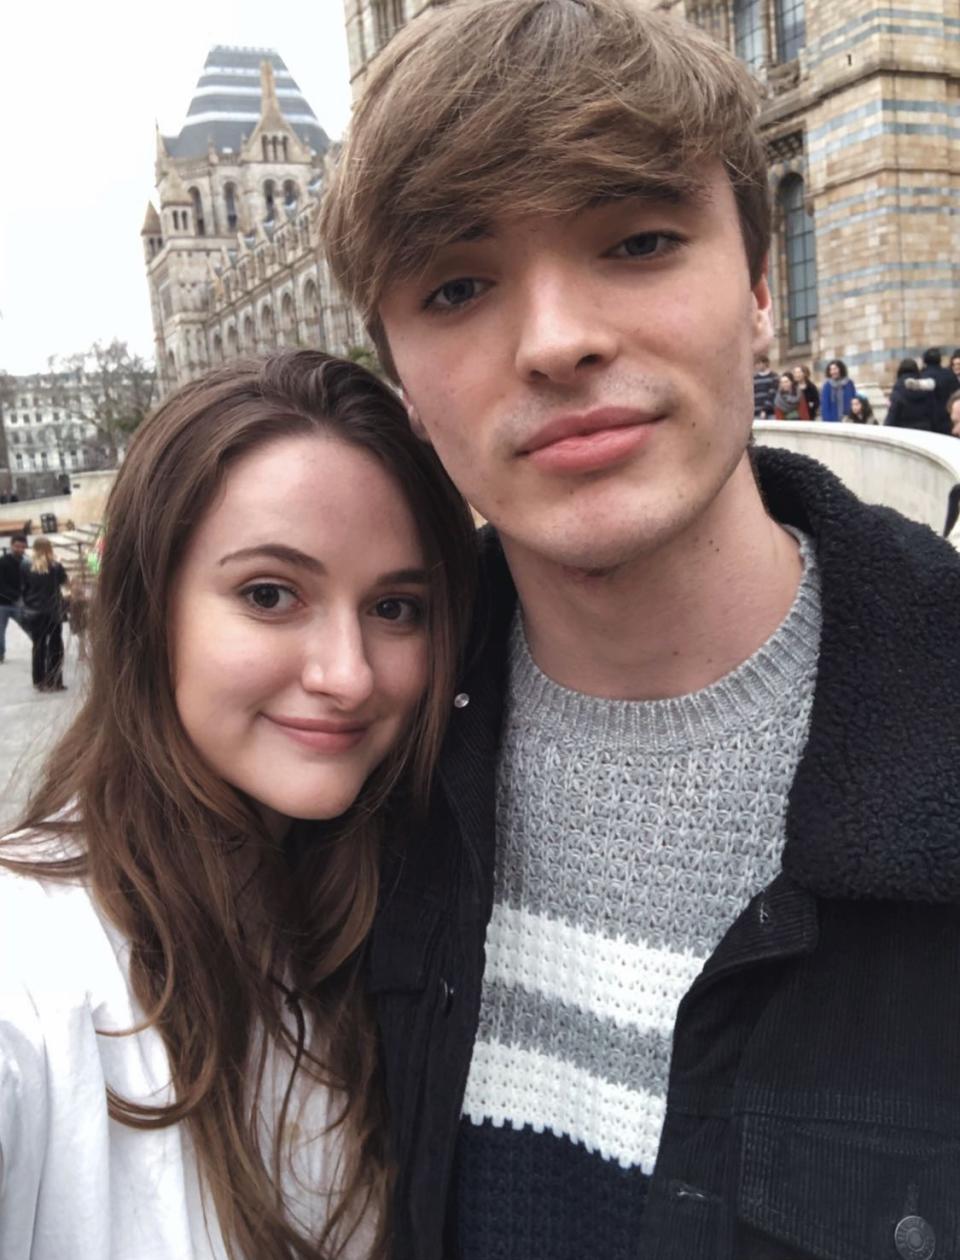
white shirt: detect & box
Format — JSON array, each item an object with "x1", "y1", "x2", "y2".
[{"x1": 0, "y1": 857, "x2": 373, "y2": 1259}]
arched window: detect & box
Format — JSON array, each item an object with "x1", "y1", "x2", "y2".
[
  {"x1": 166, "y1": 349, "x2": 177, "y2": 383},
  {"x1": 262, "y1": 136, "x2": 271, "y2": 162},
  {"x1": 242, "y1": 314, "x2": 255, "y2": 351},
  {"x1": 280, "y1": 291, "x2": 296, "y2": 344},
  {"x1": 281, "y1": 137, "x2": 288, "y2": 162},
  {"x1": 263, "y1": 180, "x2": 276, "y2": 222},
  {"x1": 734, "y1": 0, "x2": 765, "y2": 69},
  {"x1": 260, "y1": 304, "x2": 275, "y2": 349},
  {"x1": 212, "y1": 331, "x2": 223, "y2": 362},
  {"x1": 781, "y1": 175, "x2": 818, "y2": 346},
  {"x1": 374, "y1": 0, "x2": 406, "y2": 48},
  {"x1": 283, "y1": 180, "x2": 298, "y2": 208},
  {"x1": 189, "y1": 187, "x2": 205, "y2": 236},
  {"x1": 224, "y1": 183, "x2": 238, "y2": 232},
  {"x1": 226, "y1": 324, "x2": 239, "y2": 357},
  {"x1": 775, "y1": 0, "x2": 805, "y2": 60}
]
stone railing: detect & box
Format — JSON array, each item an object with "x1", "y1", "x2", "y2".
[{"x1": 754, "y1": 421, "x2": 960, "y2": 545}]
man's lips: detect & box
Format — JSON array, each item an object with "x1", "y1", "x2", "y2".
[
  {"x1": 518, "y1": 407, "x2": 662, "y2": 474},
  {"x1": 263, "y1": 715, "x2": 369, "y2": 752},
  {"x1": 518, "y1": 407, "x2": 660, "y2": 455}
]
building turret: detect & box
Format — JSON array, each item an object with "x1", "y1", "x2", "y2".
[{"x1": 141, "y1": 202, "x2": 163, "y2": 262}]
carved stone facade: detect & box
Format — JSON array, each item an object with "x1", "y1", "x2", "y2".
[
  {"x1": 144, "y1": 47, "x2": 366, "y2": 400},
  {"x1": 341, "y1": 0, "x2": 960, "y2": 389}
]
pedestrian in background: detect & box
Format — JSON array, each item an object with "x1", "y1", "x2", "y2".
[
  {"x1": 845, "y1": 395, "x2": 876, "y2": 424},
  {"x1": 753, "y1": 354, "x2": 778, "y2": 418},
  {"x1": 792, "y1": 364, "x2": 820, "y2": 418},
  {"x1": 950, "y1": 351, "x2": 960, "y2": 392},
  {"x1": 0, "y1": 531, "x2": 29, "y2": 665},
  {"x1": 919, "y1": 348, "x2": 955, "y2": 435},
  {"x1": 885, "y1": 358, "x2": 937, "y2": 430},
  {"x1": 774, "y1": 372, "x2": 809, "y2": 419},
  {"x1": 821, "y1": 359, "x2": 856, "y2": 422},
  {"x1": 23, "y1": 537, "x2": 69, "y2": 692}
]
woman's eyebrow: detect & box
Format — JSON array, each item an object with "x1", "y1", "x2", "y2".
[
  {"x1": 376, "y1": 568, "x2": 431, "y2": 585},
  {"x1": 218, "y1": 543, "x2": 325, "y2": 573}
]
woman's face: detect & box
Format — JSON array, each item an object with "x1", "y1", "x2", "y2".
[
  {"x1": 951, "y1": 355, "x2": 960, "y2": 377},
  {"x1": 792, "y1": 366, "x2": 805, "y2": 385},
  {"x1": 828, "y1": 362, "x2": 841, "y2": 379},
  {"x1": 851, "y1": 398, "x2": 863, "y2": 415},
  {"x1": 170, "y1": 433, "x2": 430, "y2": 827},
  {"x1": 779, "y1": 375, "x2": 793, "y2": 392}
]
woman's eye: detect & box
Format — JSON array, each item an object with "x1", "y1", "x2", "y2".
[
  {"x1": 424, "y1": 277, "x2": 486, "y2": 311},
  {"x1": 372, "y1": 597, "x2": 423, "y2": 625},
  {"x1": 610, "y1": 232, "x2": 681, "y2": 260},
  {"x1": 241, "y1": 583, "x2": 299, "y2": 613}
]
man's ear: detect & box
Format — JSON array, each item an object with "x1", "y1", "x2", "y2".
[
  {"x1": 400, "y1": 386, "x2": 430, "y2": 442},
  {"x1": 750, "y1": 260, "x2": 774, "y2": 360}
]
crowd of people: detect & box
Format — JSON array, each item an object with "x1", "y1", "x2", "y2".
[
  {"x1": 754, "y1": 347, "x2": 960, "y2": 433},
  {"x1": 0, "y1": 531, "x2": 70, "y2": 691}
]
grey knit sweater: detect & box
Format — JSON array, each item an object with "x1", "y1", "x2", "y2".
[{"x1": 455, "y1": 530, "x2": 822, "y2": 1258}]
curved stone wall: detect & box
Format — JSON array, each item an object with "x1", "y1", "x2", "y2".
[{"x1": 753, "y1": 422, "x2": 960, "y2": 545}]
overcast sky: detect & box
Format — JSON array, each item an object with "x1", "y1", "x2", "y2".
[{"x1": 0, "y1": 0, "x2": 354, "y2": 375}]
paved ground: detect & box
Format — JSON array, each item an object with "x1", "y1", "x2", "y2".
[{"x1": 0, "y1": 619, "x2": 84, "y2": 831}]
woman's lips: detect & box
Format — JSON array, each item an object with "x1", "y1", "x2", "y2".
[{"x1": 263, "y1": 715, "x2": 368, "y2": 752}]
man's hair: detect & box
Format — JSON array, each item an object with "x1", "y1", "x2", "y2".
[
  {"x1": 922, "y1": 347, "x2": 943, "y2": 367},
  {"x1": 10, "y1": 531, "x2": 27, "y2": 545},
  {"x1": 321, "y1": 0, "x2": 771, "y2": 373}
]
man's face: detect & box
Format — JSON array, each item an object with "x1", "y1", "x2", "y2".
[
  {"x1": 11, "y1": 541, "x2": 26, "y2": 558},
  {"x1": 950, "y1": 401, "x2": 960, "y2": 438},
  {"x1": 380, "y1": 163, "x2": 772, "y2": 572}
]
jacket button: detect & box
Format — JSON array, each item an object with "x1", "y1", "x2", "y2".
[
  {"x1": 439, "y1": 977, "x2": 455, "y2": 1014},
  {"x1": 895, "y1": 1216, "x2": 935, "y2": 1260},
  {"x1": 453, "y1": 692, "x2": 470, "y2": 709}
]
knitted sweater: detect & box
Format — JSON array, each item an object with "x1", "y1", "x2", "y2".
[{"x1": 455, "y1": 531, "x2": 822, "y2": 1259}]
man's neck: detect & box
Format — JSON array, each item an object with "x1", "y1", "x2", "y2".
[{"x1": 502, "y1": 457, "x2": 804, "y2": 701}]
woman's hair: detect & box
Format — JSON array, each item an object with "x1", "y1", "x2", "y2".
[
  {"x1": 826, "y1": 359, "x2": 848, "y2": 379},
  {"x1": 847, "y1": 395, "x2": 873, "y2": 420},
  {"x1": 320, "y1": 0, "x2": 770, "y2": 376},
  {"x1": 778, "y1": 373, "x2": 794, "y2": 389},
  {"x1": 31, "y1": 536, "x2": 54, "y2": 575},
  {"x1": 3, "y1": 352, "x2": 478, "y2": 1259},
  {"x1": 793, "y1": 364, "x2": 811, "y2": 383},
  {"x1": 897, "y1": 358, "x2": 919, "y2": 377}
]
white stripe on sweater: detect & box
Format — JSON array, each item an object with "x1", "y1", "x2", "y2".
[
  {"x1": 483, "y1": 904, "x2": 705, "y2": 1033},
  {"x1": 461, "y1": 1040, "x2": 664, "y2": 1172}
]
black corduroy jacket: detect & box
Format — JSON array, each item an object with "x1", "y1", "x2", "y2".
[{"x1": 368, "y1": 447, "x2": 960, "y2": 1260}]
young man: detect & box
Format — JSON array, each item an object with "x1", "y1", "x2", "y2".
[
  {"x1": 752, "y1": 354, "x2": 779, "y2": 418},
  {"x1": 0, "y1": 532, "x2": 29, "y2": 664},
  {"x1": 322, "y1": 3, "x2": 960, "y2": 1257}
]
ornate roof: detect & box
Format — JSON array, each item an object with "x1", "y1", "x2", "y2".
[{"x1": 163, "y1": 46, "x2": 330, "y2": 160}]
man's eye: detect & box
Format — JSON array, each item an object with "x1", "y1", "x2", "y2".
[
  {"x1": 241, "y1": 584, "x2": 299, "y2": 613},
  {"x1": 610, "y1": 232, "x2": 681, "y2": 259},
  {"x1": 424, "y1": 277, "x2": 485, "y2": 311},
  {"x1": 372, "y1": 597, "x2": 423, "y2": 625}
]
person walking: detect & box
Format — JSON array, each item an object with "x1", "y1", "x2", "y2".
[
  {"x1": 321, "y1": 4, "x2": 960, "y2": 1258},
  {"x1": 884, "y1": 358, "x2": 938, "y2": 430},
  {"x1": 0, "y1": 531, "x2": 29, "y2": 665},
  {"x1": 22, "y1": 537, "x2": 69, "y2": 692},
  {"x1": 820, "y1": 358, "x2": 856, "y2": 421}
]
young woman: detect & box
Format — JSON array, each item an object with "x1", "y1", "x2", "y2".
[
  {"x1": 0, "y1": 352, "x2": 477, "y2": 1260},
  {"x1": 821, "y1": 358, "x2": 857, "y2": 422},
  {"x1": 791, "y1": 364, "x2": 820, "y2": 419},
  {"x1": 773, "y1": 372, "x2": 809, "y2": 420},
  {"x1": 845, "y1": 395, "x2": 876, "y2": 424},
  {"x1": 23, "y1": 536, "x2": 70, "y2": 691}
]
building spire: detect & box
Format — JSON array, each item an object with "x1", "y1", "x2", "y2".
[{"x1": 259, "y1": 60, "x2": 285, "y2": 127}]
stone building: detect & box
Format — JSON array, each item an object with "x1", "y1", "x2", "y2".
[
  {"x1": 341, "y1": 0, "x2": 960, "y2": 392},
  {"x1": 144, "y1": 47, "x2": 366, "y2": 399},
  {"x1": 0, "y1": 375, "x2": 103, "y2": 501}
]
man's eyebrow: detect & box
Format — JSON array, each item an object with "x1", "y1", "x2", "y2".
[
  {"x1": 218, "y1": 543, "x2": 326, "y2": 573},
  {"x1": 587, "y1": 184, "x2": 709, "y2": 210}
]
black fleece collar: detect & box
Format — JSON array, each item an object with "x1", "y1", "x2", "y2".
[{"x1": 457, "y1": 447, "x2": 960, "y2": 904}]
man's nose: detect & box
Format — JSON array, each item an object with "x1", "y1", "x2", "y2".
[
  {"x1": 513, "y1": 263, "x2": 619, "y2": 385},
  {"x1": 300, "y1": 612, "x2": 376, "y2": 708}
]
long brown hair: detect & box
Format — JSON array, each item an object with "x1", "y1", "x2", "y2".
[{"x1": 4, "y1": 352, "x2": 477, "y2": 1258}]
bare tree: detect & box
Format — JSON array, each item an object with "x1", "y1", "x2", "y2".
[{"x1": 50, "y1": 341, "x2": 156, "y2": 468}]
